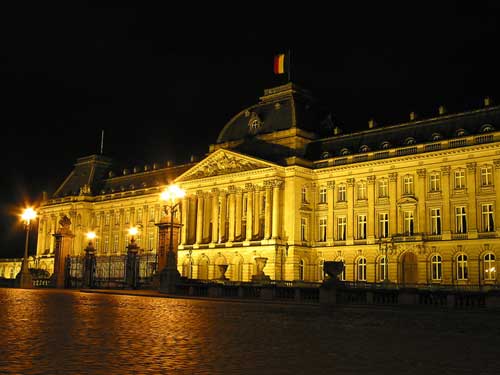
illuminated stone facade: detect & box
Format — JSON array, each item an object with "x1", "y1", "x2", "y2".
[{"x1": 5, "y1": 83, "x2": 499, "y2": 286}]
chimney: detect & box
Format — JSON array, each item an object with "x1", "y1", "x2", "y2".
[
  {"x1": 438, "y1": 106, "x2": 446, "y2": 115},
  {"x1": 368, "y1": 119, "x2": 376, "y2": 129},
  {"x1": 409, "y1": 112, "x2": 417, "y2": 121},
  {"x1": 484, "y1": 97, "x2": 492, "y2": 107}
]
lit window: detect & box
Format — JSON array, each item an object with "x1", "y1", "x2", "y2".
[
  {"x1": 484, "y1": 253, "x2": 496, "y2": 281},
  {"x1": 114, "y1": 213, "x2": 120, "y2": 225},
  {"x1": 338, "y1": 185, "x2": 346, "y2": 202},
  {"x1": 429, "y1": 173, "x2": 441, "y2": 192},
  {"x1": 482, "y1": 204, "x2": 495, "y2": 232},
  {"x1": 430, "y1": 208, "x2": 441, "y2": 235},
  {"x1": 301, "y1": 186, "x2": 308, "y2": 204},
  {"x1": 357, "y1": 257, "x2": 367, "y2": 281},
  {"x1": 113, "y1": 234, "x2": 119, "y2": 253},
  {"x1": 318, "y1": 217, "x2": 327, "y2": 242},
  {"x1": 455, "y1": 206, "x2": 467, "y2": 234},
  {"x1": 148, "y1": 231, "x2": 155, "y2": 250},
  {"x1": 104, "y1": 235, "x2": 110, "y2": 253},
  {"x1": 125, "y1": 210, "x2": 130, "y2": 224},
  {"x1": 358, "y1": 182, "x2": 367, "y2": 200},
  {"x1": 378, "y1": 179, "x2": 388, "y2": 197},
  {"x1": 431, "y1": 255, "x2": 442, "y2": 280},
  {"x1": 454, "y1": 170, "x2": 466, "y2": 189},
  {"x1": 301, "y1": 217, "x2": 307, "y2": 241},
  {"x1": 403, "y1": 175, "x2": 414, "y2": 195},
  {"x1": 337, "y1": 216, "x2": 346, "y2": 240},
  {"x1": 379, "y1": 213, "x2": 389, "y2": 238},
  {"x1": 137, "y1": 208, "x2": 143, "y2": 223},
  {"x1": 319, "y1": 187, "x2": 327, "y2": 204},
  {"x1": 379, "y1": 256, "x2": 387, "y2": 281},
  {"x1": 457, "y1": 254, "x2": 468, "y2": 280},
  {"x1": 404, "y1": 211, "x2": 414, "y2": 236},
  {"x1": 481, "y1": 166, "x2": 493, "y2": 186},
  {"x1": 358, "y1": 214, "x2": 367, "y2": 239}
]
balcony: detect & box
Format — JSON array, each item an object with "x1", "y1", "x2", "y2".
[{"x1": 393, "y1": 233, "x2": 423, "y2": 242}]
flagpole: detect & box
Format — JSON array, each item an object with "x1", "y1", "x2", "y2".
[{"x1": 288, "y1": 49, "x2": 291, "y2": 82}]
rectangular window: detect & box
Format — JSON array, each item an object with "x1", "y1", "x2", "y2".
[
  {"x1": 114, "y1": 212, "x2": 120, "y2": 225},
  {"x1": 301, "y1": 217, "x2": 307, "y2": 241},
  {"x1": 403, "y1": 211, "x2": 414, "y2": 236},
  {"x1": 149, "y1": 207, "x2": 155, "y2": 221},
  {"x1": 318, "y1": 217, "x2": 327, "y2": 242},
  {"x1": 319, "y1": 187, "x2": 327, "y2": 204},
  {"x1": 113, "y1": 234, "x2": 119, "y2": 253},
  {"x1": 378, "y1": 213, "x2": 389, "y2": 238},
  {"x1": 379, "y1": 256, "x2": 387, "y2": 281},
  {"x1": 148, "y1": 231, "x2": 155, "y2": 250},
  {"x1": 431, "y1": 255, "x2": 442, "y2": 280},
  {"x1": 338, "y1": 185, "x2": 346, "y2": 202},
  {"x1": 454, "y1": 170, "x2": 466, "y2": 189},
  {"x1": 403, "y1": 175, "x2": 414, "y2": 195},
  {"x1": 357, "y1": 214, "x2": 367, "y2": 239},
  {"x1": 429, "y1": 174, "x2": 440, "y2": 192},
  {"x1": 104, "y1": 235, "x2": 110, "y2": 253},
  {"x1": 482, "y1": 203, "x2": 495, "y2": 232},
  {"x1": 481, "y1": 166, "x2": 493, "y2": 186},
  {"x1": 301, "y1": 186, "x2": 307, "y2": 204},
  {"x1": 455, "y1": 206, "x2": 467, "y2": 233},
  {"x1": 358, "y1": 183, "x2": 367, "y2": 200},
  {"x1": 378, "y1": 179, "x2": 388, "y2": 198},
  {"x1": 105, "y1": 213, "x2": 110, "y2": 226},
  {"x1": 337, "y1": 216, "x2": 346, "y2": 240},
  {"x1": 430, "y1": 208, "x2": 441, "y2": 235},
  {"x1": 137, "y1": 209, "x2": 143, "y2": 224},
  {"x1": 125, "y1": 210, "x2": 130, "y2": 224}
]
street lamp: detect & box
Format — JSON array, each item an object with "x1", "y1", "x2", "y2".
[
  {"x1": 20, "y1": 207, "x2": 37, "y2": 288},
  {"x1": 158, "y1": 184, "x2": 185, "y2": 291}
]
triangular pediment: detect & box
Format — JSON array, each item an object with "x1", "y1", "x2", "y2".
[{"x1": 176, "y1": 149, "x2": 277, "y2": 182}]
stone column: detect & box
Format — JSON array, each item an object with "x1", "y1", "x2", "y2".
[
  {"x1": 219, "y1": 191, "x2": 227, "y2": 242},
  {"x1": 264, "y1": 181, "x2": 272, "y2": 239},
  {"x1": 272, "y1": 180, "x2": 283, "y2": 239},
  {"x1": 228, "y1": 186, "x2": 236, "y2": 242},
  {"x1": 389, "y1": 172, "x2": 398, "y2": 236},
  {"x1": 246, "y1": 184, "x2": 254, "y2": 241},
  {"x1": 327, "y1": 181, "x2": 335, "y2": 243},
  {"x1": 195, "y1": 191, "x2": 204, "y2": 244},
  {"x1": 235, "y1": 189, "x2": 243, "y2": 241},
  {"x1": 495, "y1": 160, "x2": 500, "y2": 232},
  {"x1": 181, "y1": 197, "x2": 188, "y2": 245},
  {"x1": 51, "y1": 218, "x2": 75, "y2": 288},
  {"x1": 416, "y1": 169, "x2": 427, "y2": 235},
  {"x1": 346, "y1": 178, "x2": 355, "y2": 244},
  {"x1": 467, "y1": 162, "x2": 478, "y2": 238},
  {"x1": 203, "y1": 193, "x2": 211, "y2": 242},
  {"x1": 254, "y1": 188, "x2": 262, "y2": 239},
  {"x1": 367, "y1": 176, "x2": 376, "y2": 243},
  {"x1": 211, "y1": 189, "x2": 219, "y2": 244},
  {"x1": 440, "y1": 166, "x2": 451, "y2": 239}
]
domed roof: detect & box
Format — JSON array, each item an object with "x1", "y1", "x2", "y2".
[{"x1": 216, "y1": 83, "x2": 329, "y2": 144}]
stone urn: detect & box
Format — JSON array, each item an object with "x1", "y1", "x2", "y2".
[
  {"x1": 217, "y1": 264, "x2": 229, "y2": 280},
  {"x1": 323, "y1": 261, "x2": 344, "y2": 282},
  {"x1": 252, "y1": 257, "x2": 271, "y2": 282}
]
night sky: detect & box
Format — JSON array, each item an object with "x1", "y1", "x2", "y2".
[{"x1": 2, "y1": 2, "x2": 500, "y2": 258}]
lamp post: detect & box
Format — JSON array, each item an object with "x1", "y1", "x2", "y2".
[
  {"x1": 158, "y1": 184, "x2": 185, "y2": 292},
  {"x1": 20, "y1": 207, "x2": 37, "y2": 288},
  {"x1": 126, "y1": 226, "x2": 139, "y2": 289},
  {"x1": 83, "y1": 231, "x2": 97, "y2": 288}
]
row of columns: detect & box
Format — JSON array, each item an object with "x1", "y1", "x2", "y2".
[{"x1": 180, "y1": 180, "x2": 283, "y2": 245}]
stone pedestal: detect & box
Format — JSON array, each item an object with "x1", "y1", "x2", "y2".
[
  {"x1": 126, "y1": 239, "x2": 139, "y2": 289},
  {"x1": 156, "y1": 215, "x2": 182, "y2": 293},
  {"x1": 252, "y1": 257, "x2": 271, "y2": 283},
  {"x1": 82, "y1": 245, "x2": 96, "y2": 289},
  {"x1": 51, "y1": 221, "x2": 75, "y2": 289}
]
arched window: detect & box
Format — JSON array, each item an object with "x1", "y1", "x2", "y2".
[
  {"x1": 484, "y1": 253, "x2": 496, "y2": 281},
  {"x1": 379, "y1": 256, "x2": 387, "y2": 282},
  {"x1": 431, "y1": 255, "x2": 442, "y2": 281},
  {"x1": 340, "y1": 148, "x2": 351, "y2": 156},
  {"x1": 404, "y1": 137, "x2": 417, "y2": 145},
  {"x1": 182, "y1": 258, "x2": 193, "y2": 278},
  {"x1": 359, "y1": 144, "x2": 370, "y2": 153},
  {"x1": 299, "y1": 259, "x2": 305, "y2": 280},
  {"x1": 480, "y1": 124, "x2": 495, "y2": 133},
  {"x1": 431, "y1": 133, "x2": 442, "y2": 141},
  {"x1": 321, "y1": 151, "x2": 330, "y2": 159},
  {"x1": 357, "y1": 257, "x2": 367, "y2": 281},
  {"x1": 456, "y1": 128, "x2": 467, "y2": 137},
  {"x1": 335, "y1": 258, "x2": 346, "y2": 281},
  {"x1": 457, "y1": 254, "x2": 468, "y2": 280},
  {"x1": 301, "y1": 186, "x2": 308, "y2": 204}
]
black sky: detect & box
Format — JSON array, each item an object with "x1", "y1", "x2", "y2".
[{"x1": 2, "y1": 2, "x2": 500, "y2": 257}]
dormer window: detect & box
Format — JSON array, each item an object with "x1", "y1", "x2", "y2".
[
  {"x1": 480, "y1": 124, "x2": 495, "y2": 133},
  {"x1": 404, "y1": 137, "x2": 417, "y2": 145},
  {"x1": 359, "y1": 145, "x2": 370, "y2": 153},
  {"x1": 340, "y1": 148, "x2": 350, "y2": 156},
  {"x1": 321, "y1": 151, "x2": 330, "y2": 159},
  {"x1": 380, "y1": 141, "x2": 391, "y2": 150},
  {"x1": 456, "y1": 128, "x2": 467, "y2": 137},
  {"x1": 431, "y1": 133, "x2": 442, "y2": 141}
]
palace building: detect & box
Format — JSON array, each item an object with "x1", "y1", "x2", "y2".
[{"x1": 3, "y1": 82, "x2": 499, "y2": 286}]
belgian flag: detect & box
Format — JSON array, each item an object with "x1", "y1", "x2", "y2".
[{"x1": 273, "y1": 53, "x2": 287, "y2": 75}]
